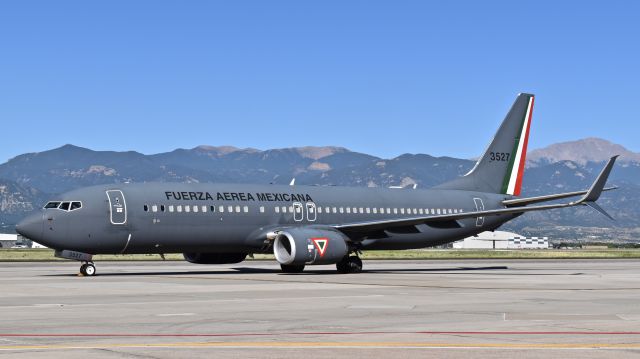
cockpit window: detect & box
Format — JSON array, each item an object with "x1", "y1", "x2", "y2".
[
  {"x1": 59, "y1": 202, "x2": 71, "y2": 211},
  {"x1": 44, "y1": 201, "x2": 61, "y2": 209},
  {"x1": 70, "y1": 202, "x2": 82, "y2": 210}
]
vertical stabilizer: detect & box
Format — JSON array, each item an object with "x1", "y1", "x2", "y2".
[{"x1": 435, "y1": 93, "x2": 535, "y2": 195}]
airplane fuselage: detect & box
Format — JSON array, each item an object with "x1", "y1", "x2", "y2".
[{"x1": 26, "y1": 182, "x2": 515, "y2": 255}]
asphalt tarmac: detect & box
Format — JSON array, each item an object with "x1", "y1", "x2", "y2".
[{"x1": 0, "y1": 259, "x2": 639, "y2": 358}]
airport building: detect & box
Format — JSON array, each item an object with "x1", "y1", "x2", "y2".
[
  {"x1": 453, "y1": 231, "x2": 549, "y2": 249},
  {"x1": 0, "y1": 233, "x2": 19, "y2": 248},
  {"x1": 0, "y1": 234, "x2": 47, "y2": 248}
]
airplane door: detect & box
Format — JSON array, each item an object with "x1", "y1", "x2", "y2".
[
  {"x1": 293, "y1": 202, "x2": 303, "y2": 222},
  {"x1": 306, "y1": 202, "x2": 317, "y2": 222},
  {"x1": 106, "y1": 190, "x2": 127, "y2": 225},
  {"x1": 473, "y1": 198, "x2": 484, "y2": 227}
]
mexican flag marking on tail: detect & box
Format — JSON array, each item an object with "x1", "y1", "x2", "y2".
[{"x1": 501, "y1": 96, "x2": 534, "y2": 196}]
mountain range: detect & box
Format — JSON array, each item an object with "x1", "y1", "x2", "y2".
[{"x1": 1, "y1": 138, "x2": 639, "y2": 241}]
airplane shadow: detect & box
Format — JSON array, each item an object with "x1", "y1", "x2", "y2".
[{"x1": 43, "y1": 265, "x2": 508, "y2": 277}]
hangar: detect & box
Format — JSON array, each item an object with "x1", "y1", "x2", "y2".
[{"x1": 453, "y1": 231, "x2": 549, "y2": 249}]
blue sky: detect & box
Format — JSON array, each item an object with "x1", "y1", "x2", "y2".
[{"x1": 1, "y1": 1, "x2": 638, "y2": 163}]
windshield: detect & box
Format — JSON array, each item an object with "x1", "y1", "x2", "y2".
[{"x1": 44, "y1": 201, "x2": 61, "y2": 209}]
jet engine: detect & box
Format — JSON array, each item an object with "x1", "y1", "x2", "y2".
[
  {"x1": 183, "y1": 252, "x2": 247, "y2": 264},
  {"x1": 273, "y1": 228, "x2": 349, "y2": 266}
]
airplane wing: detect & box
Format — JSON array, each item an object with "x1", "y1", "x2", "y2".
[
  {"x1": 333, "y1": 156, "x2": 618, "y2": 235},
  {"x1": 502, "y1": 186, "x2": 617, "y2": 207}
]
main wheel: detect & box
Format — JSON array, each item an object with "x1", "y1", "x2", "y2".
[
  {"x1": 336, "y1": 257, "x2": 350, "y2": 274},
  {"x1": 280, "y1": 264, "x2": 305, "y2": 273},
  {"x1": 336, "y1": 255, "x2": 363, "y2": 274},
  {"x1": 80, "y1": 263, "x2": 96, "y2": 276},
  {"x1": 347, "y1": 256, "x2": 363, "y2": 273}
]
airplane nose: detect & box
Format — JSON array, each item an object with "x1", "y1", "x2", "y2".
[{"x1": 16, "y1": 213, "x2": 43, "y2": 241}]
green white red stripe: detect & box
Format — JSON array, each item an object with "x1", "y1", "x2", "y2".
[{"x1": 503, "y1": 95, "x2": 534, "y2": 196}]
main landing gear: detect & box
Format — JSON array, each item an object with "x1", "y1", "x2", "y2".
[
  {"x1": 336, "y1": 254, "x2": 363, "y2": 274},
  {"x1": 79, "y1": 262, "x2": 96, "y2": 276}
]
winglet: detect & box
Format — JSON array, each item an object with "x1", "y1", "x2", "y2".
[{"x1": 579, "y1": 155, "x2": 618, "y2": 203}]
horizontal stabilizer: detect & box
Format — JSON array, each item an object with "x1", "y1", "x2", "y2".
[{"x1": 586, "y1": 202, "x2": 614, "y2": 221}]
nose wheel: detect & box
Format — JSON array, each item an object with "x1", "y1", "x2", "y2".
[{"x1": 80, "y1": 262, "x2": 96, "y2": 276}]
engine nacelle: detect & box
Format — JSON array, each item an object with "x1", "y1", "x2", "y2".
[
  {"x1": 273, "y1": 228, "x2": 349, "y2": 266},
  {"x1": 183, "y1": 252, "x2": 247, "y2": 264}
]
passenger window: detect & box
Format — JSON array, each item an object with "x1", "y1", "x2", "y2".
[
  {"x1": 243, "y1": 206, "x2": 248, "y2": 213},
  {"x1": 152, "y1": 205, "x2": 158, "y2": 212},
  {"x1": 259, "y1": 206, "x2": 264, "y2": 213},
  {"x1": 185, "y1": 206, "x2": 191, "y2": 213},
  {"x1": 177, "y1": 205, "x2": 183, "y2": 213},
  {"x1": 235, "y1": 205, "x2": 241, "y2": 213},
  {"x1": 282, "y1": 206, "x2": 287, "y2": 213},
  {"x1": 289, "y1": 206, "x2": 294, "y2": 213},
  {"x1": 437, "y1": 209, "x2": 441, "y2": 214},
  {"x1": 400, "y1": 208, "x2": 405, "y2": 214},
  {"x1": 352, "y1": 207, "x2": 357, "y2": 213},
  {"x1": 202, "y1": 206, "x2": 207, "y2": 213},
  {"x1": 193, "y1": 205, "x2": 199, "y2": 213},
  {"x1": 317, "y1": 207, "x2": 322, "y2": 214},
  {"x1": 325, "y1": 207, "x2": 330, "y2": 213},
  {"x1": 372, "y1": 208, "x2": 377, "y2": 214},
  {"x1": 413, "y1": 209, "x2": 417, "y2": 215},
  {"x1": 339, "y1": 207, "x2": 344, "y2": 213},
  {"x1": 419, "y1": 208, "x2": 424, "y2": 214},
  {"x1": 144, "y1": 205, "x2": 148, "y2": 212},
  {"x1": 359, "y1": 207, "x2": 363, "y2": 213},
  {"x1": 346, "y1": 207, "x2": 350, "y2": 214},
  {"x1": 332, "y1": 207, "x2": 337, "y2": 214},
  {"x1": 210, "y1": 206, "x2": 215, "y2": 212},
  {"x1": 59, "y1": 202, "x2": 70, "y2": 211},
  {"x1": 160, "y1": 205, "x2": 165, "y2": 212},
  {"x1": 169, "y1": 205, "x2": 174, "y2": 212},
  {"x1": 393, "y1": 208, "x2": 398, "y2": 214},
  {"x1": 70, "y1": 202, "x2": 82, "y2": 210},
  {"x1": 227, "y1": 206, "x2": 232, "y2": 212},
  {"x1": 275, "y1": 206, "x2": 280, "y2": 213},
  {"x1": 219, "y1": 205, "x2": 224, "y2": 213},
  {"x1": 44, "y1": 201, "x2": 61, "y2": 209}
]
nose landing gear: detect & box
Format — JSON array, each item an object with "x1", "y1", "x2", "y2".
[
  {"x1": 79, "y1": 262, "x2": 96, "y2": 276},
  {"x1": 54, "y1": 250, "x2": 96, "y2": 277}
]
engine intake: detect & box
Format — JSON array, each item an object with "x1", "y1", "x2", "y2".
[
  {"x1": 273, "y1": 228, "x2": 349, "y2": 266},
  {"x1": 183, "y1": 252, "x2": 247, "y2": 264}
]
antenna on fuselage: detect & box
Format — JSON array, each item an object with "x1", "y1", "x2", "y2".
[{"x1": 290, "y1": 178, "x2": 296, "y2": 186}]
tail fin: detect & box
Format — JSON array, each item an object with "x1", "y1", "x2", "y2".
[{"x1": 436, "y1": 93, "x2": 535, "y2": 195}]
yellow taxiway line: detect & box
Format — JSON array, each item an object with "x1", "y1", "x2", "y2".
[{"x1": 1, "y1": 341, "x2": 640, "y2": 350}]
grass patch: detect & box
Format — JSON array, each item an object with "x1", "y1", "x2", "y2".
[{"x1": 1, "y1": 248, "x2": 640, "y2": 262}]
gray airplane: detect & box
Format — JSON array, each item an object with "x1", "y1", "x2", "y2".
[{"x1": 16, "y1": 93, "x2": 618, "y2": 276}]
